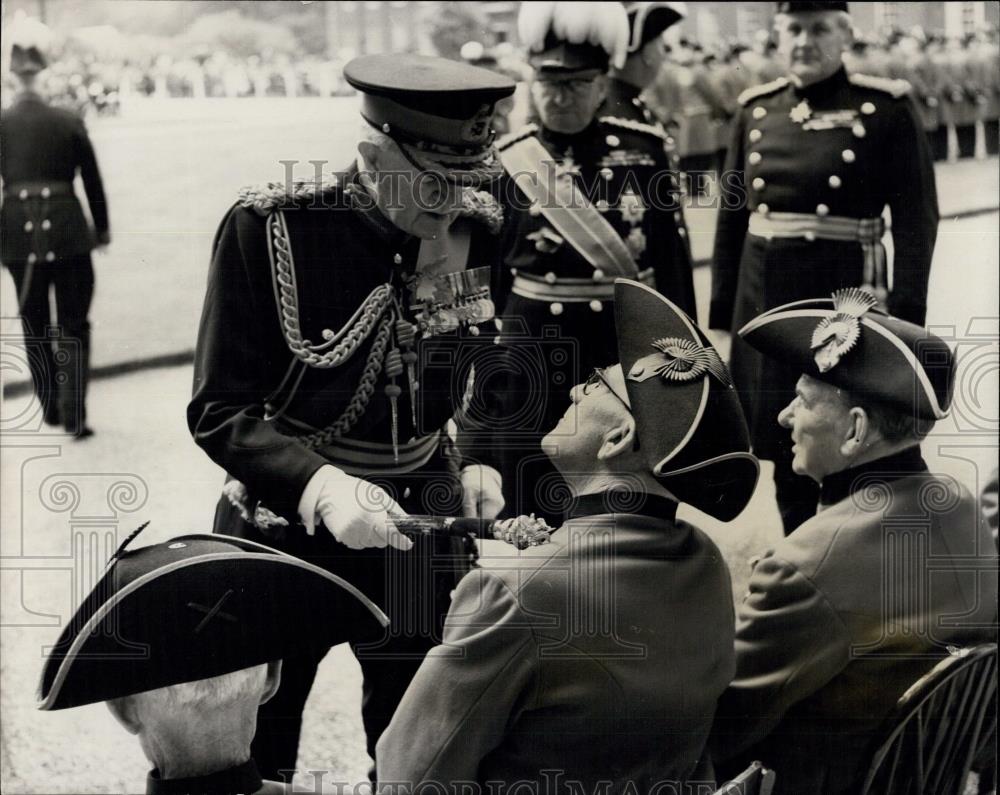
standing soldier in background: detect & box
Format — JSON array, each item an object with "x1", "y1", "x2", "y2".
[
  {"x1": 899, "y1": 33, "x2": 949, "y2": 162},
  {"x1": 710, "y1": 0, "x2": 938, "y2": 536},
  {"x1": 945, "y1": 35, "x2": 979, "y2": 159},
  {"x1": 1, "y1": 16, "x2": 109, "y2": 439},
  {"x1": 481, "y1": 1, "x2": 696, "y2": 518},
  {"x1": 972, "y1": 29, "x2": 1000, "y2": 157}
]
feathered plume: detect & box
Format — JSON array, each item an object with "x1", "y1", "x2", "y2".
[
  {"x1": 518, "y1": 2, "x2": 631, "y2": 70},
  {"x1": 7, "y1": 10, "x2": 54, "y2": 50}
]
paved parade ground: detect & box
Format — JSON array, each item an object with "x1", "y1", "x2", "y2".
[{"x1": 1, "y1": 99, "x2": 998, "y2": 792}]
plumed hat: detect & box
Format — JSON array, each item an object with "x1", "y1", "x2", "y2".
[
  {"x1": 519, "y1": 1, "x2": 631, "y2": 74},
  {"x1": 38, "y1": 531, "x2": 387, "y2": 710},
  {"x1": 7, "y1": 13, "x2": 52, "y2": 75},
  {"x1": 614, "y1": 280, "x2": 759, "y2": 521},
  {"x1": 738, "y1": 289, "x2": 954, "y2": 421}
]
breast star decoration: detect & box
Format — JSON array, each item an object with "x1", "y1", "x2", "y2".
[
  {"x1": 789, "y1": 99, "x2": 813, "y2": 124},
  {"x1": 619, "y1": 188, "x2": 647, "y2": 226}
]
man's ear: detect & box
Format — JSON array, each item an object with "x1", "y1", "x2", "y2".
[
  {"x1": 593, "y1": 74, "x2": 610, "y2": 106},
  {"x1": 260, "y1": 660, "x2": 283, "y2": 706},
  {"x1": 840, "y1": 406, "x2": 870, "y2": 459},
  {"x1": 597, "y1": 415, "x2": 636, "y2": 461},
  {"x1": 106, "y1": 696, "x2": 141, "y2": 736},
  {"x1": 357, "y1": 140, "x2": 380, "y2": 171}
]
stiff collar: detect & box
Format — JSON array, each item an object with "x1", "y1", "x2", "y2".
[
  {"x1": 564, "y1": 491, "x2": 679, "y2": 523},
  {"x1": 539, "y1": 120, "x2": 601, "y2": 154},
  {"x1": 819, "y1": 445, "x2": 928, "y2": 508},
  {"x1": 794, "y1": 65, "x2": 850, "y2": 101},
  {"x1": 147, "y1": 758, "x2": 263, "y2": 795}
]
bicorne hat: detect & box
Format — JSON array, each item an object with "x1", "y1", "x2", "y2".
[
  {"x1": 614, "y1": 279, "x2": 759, "y2": 521},
  {"x1": 738, "y1": 289, "x2": 954, "y2": 421},
  {"x1": 38, "y1": 531, "x2": 387, "y2": 710},
  {"x1": 623, "y1": 2, "x2": 687, "y2": 54}
]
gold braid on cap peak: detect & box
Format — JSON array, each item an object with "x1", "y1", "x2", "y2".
[
  {"x1": 648, "y1": 337, "x2": 733, "y2": 387},
  {"x1": 811, "y1": 287, "x2": 879, "y2": 373}
]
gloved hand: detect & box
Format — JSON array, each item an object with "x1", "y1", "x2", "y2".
[
  {"x1": 460, "y1": 464, "x2": 505, "y2": 520},
  {"x1": 299, "y1": 465, "x2": 413, "y2": 551}
]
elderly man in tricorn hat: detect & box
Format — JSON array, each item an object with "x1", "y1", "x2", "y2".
[
  {"x1": 377, "y1": 280, "x2": 759, "y2": 791},
  {"x1": 187, "y1": 55, "x2": 515, "y2": 778},
  {"x1": 710, "y1": 290, "x2": 999, "y2": 793},
  {"x1": 710, "y1": 1, "x2": 939, "y2": 538},
  {"x1": 38, "y1": 529, "x2": 388, "y2": 794}
]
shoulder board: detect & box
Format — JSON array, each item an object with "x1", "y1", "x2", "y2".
[
  {"x1": 738, "y1": 77, "x2": 790, "y2": 106},
  {"x1": 237, "y1": 176, "x2": 341, "y2": 217},
  {"x1": 848, "y1": 73, "x2": 912, "y2": 98},
  {"x1": 497, "y1": 123, "x2": 539, "y2": 152},
  {"x1": 599, "y1": 116, "x2": 667, "y2": 140}
]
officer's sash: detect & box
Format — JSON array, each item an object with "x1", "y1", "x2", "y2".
[{"x1": 501, "y1": 136, "x2": 640, "y2": 278}]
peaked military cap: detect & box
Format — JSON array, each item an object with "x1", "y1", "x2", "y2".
[
  {"x1": 623, "y1": 2, "x2": 686, "y2": 53},
  {"x1": 614, "y1": 280, "x2": 760, "y2": 521},
  {"x1": 344, "y1": 54, "x2": 514, "y2": 185},
  {"x1": 518, "y1": 2, "x2": 631, "y2": 74},
  {"x1": 739, "y1": 289, "x2": 954, "y2": 421},
  {"x1": 38, "y1": 531, "x2": 388, "y2": 710},
  {"x1": 775, "y1": 1, "x2": 850, "y2": 13}
]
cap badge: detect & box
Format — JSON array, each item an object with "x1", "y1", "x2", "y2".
[
  {"x1": 810, "y1": 287, "x2": 878, "y2": 373},
  {"x1": 629, "y1": 337, "x2": 733, "y2": 387},
  {"x1": 461, "y1": 104, "x2": 493, "y2": 144},
  {"x1": 789, "y1": 99, "x2": 812, "y2": 124}
]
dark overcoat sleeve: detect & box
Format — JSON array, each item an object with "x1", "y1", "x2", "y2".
[
  {"x1": 710, "y1": 552, "x2": 851, "y2": 761},
  {"x1": 376, "y1": 569, "x2": 538, "y2": 787},
  {"x1": 709, "y1": 109, "x2": 750, "y2": 331},
  {"x1": 885, "y1": 97, "x2": 938, "y2": 326},
  {"x1": 187, "y1": 205, "x2": 329, "y2": 521},
  {"x1": 73, "y1": 118, "x2": 110, "y2": 242}
]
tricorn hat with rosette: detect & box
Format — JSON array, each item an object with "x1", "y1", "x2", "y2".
[
  {"x1": 738, "y1": 288, "x2": 954, "y2": 421},
  {"x1": 614, "y1": 279, "x2": 759, "y2": 521},
  {"x1": 38, "y1": 531, "x2": 388, "y2": 711},
  {"x1": 623, "y1": 2, "x2": 687, "y2": 54}
]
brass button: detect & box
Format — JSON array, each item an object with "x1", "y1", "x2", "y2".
[
  {"x1": 589, "y1": 300, "x2": 603, "y2": 312},
  {"x1": 550, "y1": 302, "x2": 563, "y2": 316},
  {"x1": 852, "y1": 123, "x2": 866, "y2": 139},
  {"x1": 41, "y1": 219, "x2": 51, "y2": 230},
  {"x1": 26, "y1": 252, "x2": 37, "y2": 264},
  {"x1": 804, "y1": 231, "x2": 817, "y2": 241},
  {"x1": 842, "y1": 149, "x2": 856, "y2": 163},
  {"x1": 544, "y1": 272, "x2": 557, "y2": 284},
  {"x1": 41, "y1": 186, "x2": 51, "y2": 198},
  {"x1": 600, "y1": 167, "x2": 614, "y2": 181},
  {"x1": 749, "y1": 129, "x2": 762, "y2": 143},
  {"x1": 678, "y1": 227, "x2": 687, "y2": 238},
  {"x1": 752, "y1": 106, "x2": 767, "y2": 120},
  {"x1": 752, "y1": 177, "x2": 766, "y2": 191},
  {"x1": 23, "y1": 221, "x2": 33, "y2": 232},
  {"x1": 605, "y1": 134, "x2": 620, "y2": 147},
  {"x1": 861, "y1": 102, "x2": 876, "y2": 115},
  {"x1": 816, "y1": 204, "x2": 830, "y2": 217},
  {"x1": 828, "y1": 175, "x2": 842, "y2": 189},
  {"x1": 18, "y1": 189, "x2": 28, "y2": 200},
  {"x1": 757, "y1": 203, "x2": 770, "y2": 215},
  {"x1": 748, "y1": 152, "x2": 762, "y2": 165},
  {"x1": 592, "y1": 269, "x2": 605, "y2": 281},
  {"x1": 45, "y1": 251, "x2": 56, "y2": 262}
]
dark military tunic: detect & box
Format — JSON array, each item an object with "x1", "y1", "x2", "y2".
[
  {"x1": 484, "y1": 116, "x2": 695, "y2": 517},
  {"x1": 712, "y1": 447, "x2": 999, "y2": 794},
  {"x1": 187, "y1": 165, "x2": 502, "y2": 774},
  {"x1": 711, "y1": 67, "x2": 938, "y2": 462},
  {"x1": 0, "y1": 89, "x2": 109, "y2": 431}
]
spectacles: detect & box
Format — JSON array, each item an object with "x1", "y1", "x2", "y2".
[
  {"x1": 582, "y1": 368, "x2": 631, "y2": 410},
  {"x1": 535, "y1": 78, "x2": 598, "y2": 96}
]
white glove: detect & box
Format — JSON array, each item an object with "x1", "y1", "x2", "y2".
[
  {"x1": 298, "y1": 465, "x2": 413, "y2": 551},
  {"x1": 460, "y1": 464, "x2": 505, "y2": 520}
]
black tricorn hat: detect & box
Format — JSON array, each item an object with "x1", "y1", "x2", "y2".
[
  {"x1": 38, "y1": 532, "x2": 388, "y2": 711},
  {"x1": 738, "y1": 289, "x2": 954, "y2": 421},
  {"x1": 623, "y1": 2, "x2": 686, "y2": 54},
  {"x1": 775, "y1": 1, "x2": 849, "y2": 13},
  {"x1": 10, "y1": 43, "x2": 47, "y2": 75},
  {"x1": 614, "y1": 280, "x2": 759, "y2": 521}
]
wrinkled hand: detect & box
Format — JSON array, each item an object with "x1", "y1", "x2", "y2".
[
  {"x1": 306, "y1": 468, "x2": 412, "y2": 551},
  {"x1": 460, "y1": 464, "x2": 505, "y2": 520}
]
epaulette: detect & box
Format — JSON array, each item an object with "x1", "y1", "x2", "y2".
[
  {"x1": 738, "y1": 77, "x2": 790, "y2": 106},
  {"x1": 599, "y1": 116, "x2": 667, "y2": 141},
  {"x1": 497, "y1": 123, "x2": 539, "y2": 152},
  {"x1": 848, "y1": 73, "x2": 912, "y2": 99},
  {"x1": 236, "y1": 176, "x2": 341, "y2": 217}
]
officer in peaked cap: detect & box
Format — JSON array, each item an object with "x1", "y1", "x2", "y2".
[
  {"x1": 38, "y1": 529, "x2": 388, "y2": 794},
  {"x1": 1, "y1": 14, "x2": 110, "y2": 438},
  {"x1": 471, "y1": 1, "x2": 697, "y2": 520},
  {"x1": 711, "y1": 291, "x2": 998, "y2": 793},
  {"x1": 187, "y1": 54, "x2": 514, "y2": 779},
  {"x1": 378, "y1": 279, "x2": 758, "y2": 790},
  {"x1": 710, "y1": 0, "x2": 939, "y2": 536}
]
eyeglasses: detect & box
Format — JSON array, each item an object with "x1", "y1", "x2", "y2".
[
  {"x1": 582, "y1": 368, "x2": 631, "y2": 410},
  {"x1": 534, "y1": 78, "x2": 598, "y2": 96}
]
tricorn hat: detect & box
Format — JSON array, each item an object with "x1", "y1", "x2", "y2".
[
  {"x1": 7, "y1": 13, "x2": 52, "y2": 75},
  {"x1": 623, "y1": 2, "x2": 687, "y2": 54},
  {"x1": 614, "y1": 279, "x2": 759, "y2": 521},
  {"x1": 344, "y1": 54, "x2": 515, "y2": 186},
  {"x1": 38, "y1": 531, "x2": 388, "y2": 710},
  {"x1": 519, "y1": 1, "x2": 631, "y2": 74},
  {"x1": 738, "y1": 289, "x2": 954, "y2": 421}
]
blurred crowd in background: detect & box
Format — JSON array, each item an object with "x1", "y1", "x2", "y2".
[{"x1": 2, "y1": 3, "x2": 998, "y2": 165}]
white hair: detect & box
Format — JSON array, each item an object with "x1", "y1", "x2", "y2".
[{"x1": 120, "y1": 664, "x2": 268, "y2": 717}]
